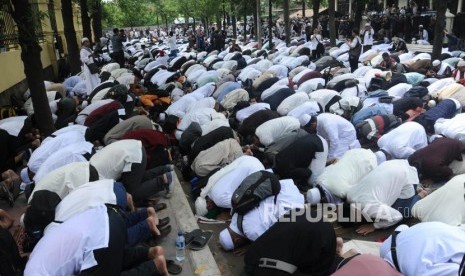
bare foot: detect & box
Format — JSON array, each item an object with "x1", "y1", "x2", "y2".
[
  {"x1": 147, "y1": 216, "x2": 161, "y2": 236},
  {"x1": 417, "y1": 187, "x2": 430, "y2": 199},
  {"x1": 336, "y1": 237, "x2": 344, "y2": 256},
  {"x1": 147, "y1": 207, "x2": 159, "y2": 225},
  {"x1": 31, "y1": 139, "x2": 41, "y2": 149},
  {"x1": 149, "y1": 246, "x2": 169, "y2": 276}
]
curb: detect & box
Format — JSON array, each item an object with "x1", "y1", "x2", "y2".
[{"x1": 169, "y1": 172, "x2": 222, "y2": 276}]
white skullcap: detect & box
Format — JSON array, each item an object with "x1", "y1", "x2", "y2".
[
  {"x1": 20, "y1": 167, "x2": 31, "y2": 184},
  {"x1": 432, "y1": 60, "x2": 440, "y2": 67},
  {"x1": 306, "y1": 187, "x2": 321, "y2": 205},
  {"x1": 457, "y1": 60, "x2": 465, "y2": 67},
  {"x1": 195, "y1": 197, "x2": 209, "y2": 216},
  {"x1": 158, "y1": 113, "x2": 166, "y2": 122},
  {"x1": 429, "y1": 134, "x2": 443, "y2": 143},
  {"x1": 81, "y1": 37, "x2": 89, "y2": 44},
  {"x1": 81, "y1": 100, "x2": 88, "y2": 109},
  {"x1": 428, "y1": 100, "x2": 436, "y2": 108},
  {"x1": 219, "y1": 229, "x2": 234, "y2": 251},
  {"x1": 375, "y1": 151, "x2": 386, "y2": 165},
  {"x1": 365, "y1": 23, "x2": 371, "y2": 27},
  {"x1": 419, "y1": 25, "x2": 423, "y2": 28},
  {"x1": 299, "y1": 114, "x2": 312, "y2": 127},
  {"x1": 394, "y1": 224, "x2": 409, "y2": 232}
]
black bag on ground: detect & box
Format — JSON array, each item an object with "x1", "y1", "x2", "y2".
[{"x1": 231, "y1": 170, "x2": 281, "y2": 215}]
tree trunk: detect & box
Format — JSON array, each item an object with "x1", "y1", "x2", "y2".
[
  {"x1": 328, "y1": 0, "x2": 337, "y2": 45},
  {"x1": 432, "y1": 0, "x2": 448, "y2": 59},
  {"x1": 231, "y1": 0, "x2": 237, "y2": 38},
  {"x1": 216, "y1": 12, "x2": 222, "y2": 31},
  {"x1": 302, "y1": 1, "x2": 306, "y2": 18},
  {"x1": 61, "y1": 0, "x2": 81, "y2": 75},
  {"x1": 10, "y1": 0, "x2": 55, "y2": 136},
  {"x1": 312, "y1": 0, "x2": 320, "y2": 30},
  {"x1": 354, "y1": 0, "x2": 365, "y2": 31},
  {"x1": 253, "y1": 7, "x2": 258, "y2": 39},
  {"x1": 80, "y1": 0, "x2": 92, "y2": 44},
  {"x1": 256, "y1": 0, "x2": 262, "y2": 47},
  {"x1": 284, "y1": 0, "x2": 290, "y2": 45},
  {"x1": 243, "y1": 13, "x2": 247, "y2": 41},
  {"x1": 91, "y1": 0, "x2": 103, "y2": 42},
  {"x1": 269, "y1": 0, "x2": 272, "y2": 48}
]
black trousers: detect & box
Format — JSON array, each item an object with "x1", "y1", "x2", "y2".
[
  {"x1": 80, "y1": 206, "x2": 158, "y2": 275},
  {"x1": 349, "y1": 56, "x2": 359, "y2": 73}
]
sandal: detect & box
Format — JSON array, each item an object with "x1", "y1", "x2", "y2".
[
  {"x1": 153, "y1": 202, "x2": 167, "y2": 212},
  {"x1": 184, "y1": 229, "x2": 203, "y2": 246},
  {"x1": 166, "y1": 259, "x2": 182, "y2": 275},
  {"x1": 158, "y1": 217, "x2": 170, "y2": 228},
  {"x1": 189, "y1": 230, "x2": 213, "y2": 251}
]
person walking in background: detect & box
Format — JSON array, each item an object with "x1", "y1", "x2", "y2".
[{"x1": 346, "y1": 29, "x2": 362, "y2": 73}]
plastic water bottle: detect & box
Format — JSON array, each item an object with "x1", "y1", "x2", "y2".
[{"x1": 175, "y1": 231, "x2": 185, "y2": 262}]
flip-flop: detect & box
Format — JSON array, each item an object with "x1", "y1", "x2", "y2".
[
  {"x1": 153, "y1": 202, "x2": 167, "y2": 212},
  {"x1": 159, "y1": 225, "x2": 172, "y2": 238},
  {"x1": 189, "y1": 230, "x2": 213, "y2": 251},
  {"x1": 158, "y1": 217, "x2": 170, "y2": 228},
  {"x1": 166, "y1": 260, "x2": 182, "y2": 275},
  {"x1": 184, "y1": 229, "x2": 203, "y2": 245}
]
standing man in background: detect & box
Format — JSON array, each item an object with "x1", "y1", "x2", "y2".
[
  {"x1": 111, "y1": 28, "x2": 126, "y2": 68},
  {"x1": 360, "y1": 23, "x2": 375, "y2": 52}
]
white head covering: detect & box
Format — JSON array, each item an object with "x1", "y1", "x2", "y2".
[
  {"x1": 365, "y1": 23, "x2": 371, "y2": 27},
  {"x1": 375, "y1": 151, "x2": 387, "y2": 165},
  {"x1": 20, "y1": 167, "x2": 32, "y2": 184},
  {"x1": 299, "y1": 114, "x2": 312, "y2": 127},
  {"x1": 419, "y1": 25, "x2": 423, "y2": 28},
  {"x1": 457, "y1": 60, "x2": 465, "y2": 67},
  {"x1": 81, "y1": 37, "x2": 89, "y2": 44},
  {"x1": 219, "y1": 228, "x2": 234, "y2": 251},
  {"x1": 428, "y1": 100, "x2": 436, "y2": 108},
  {"x1": 195, "y1": 197, "x2": 209, "y2": 216},
  {"x1": 432, "y1": 60, "x2": 440, "y2": 67},
  {"x1": 306, "y1": 188, "x2": 321, "y2": 205}
]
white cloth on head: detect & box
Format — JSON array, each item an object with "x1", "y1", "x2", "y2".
[
  {"x1": 380, "y1": 222, "x2": 465, "y2": 276},
  {"x1": 24, "y1": 205, "x2": 110, "y2": 275},
  {"x1": 235, "y1": 103, "x2": 270, "y2": 123},
  {"x1": 347, "y1": 160, "x2": 419, "y2": 229},
  {"x1": 29, "y1": 162, "x2": 91, "y2": 203},
  {"x1": 33, "y1": 142, "x2": 93, "y2": 183},
  {"x1": 28, "y1": 131, "x2": 86, "y2": 173},
  {"x1": 90, "y1": 139, "x2": 143, "y2": 180},
  {"x1": 377, "y1": 122, "x2": 428, "y2": 159}
]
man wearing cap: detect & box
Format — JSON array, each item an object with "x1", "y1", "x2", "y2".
[
  {"x1": 218, "y1": 179, "x2": 304, "y2": 251},
  {"x1": 427, "y1": 59, "x2": 453, "y2": 78},
  {"x1": 418, "y1": 25, "x2": 428, "y2": 42},
  {"x1": 300, "y1": 113, "x2": 360, "y2": 161},
  {"x1": 360, "y1": 23, "x2": 375, "y2": 52},
  {"x1": 80, "y1": 37, "x2": 100, "y2": 94},
  {"x1": 452, "y1": 60, "x2": 465, "y2": 85}
]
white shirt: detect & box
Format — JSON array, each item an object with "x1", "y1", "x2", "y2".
[
  {"x1": 90, "y1": 139, "x2": 143, "y2": 180},
  {"x1": 28, "y1": 131, "x2": 86, "y2": 173},
  {"x1": 361, "y1": 28, "x2": 375, "y2": 46},
  {"x1": 412, "y1": 174, "x2": 465, "y2": 226},
  {"x1": 347, "y1": 160, "x2": 419, "y2": 229},
  {"x1": 229, "y1": 179, "x2": 305, "y2": 241},
  {"x1": 33, "y1": 142, "x2": 93, "y2": 183},
  {"x1": 53, "y1": 179, "x2": 116, "y2": 223},
  {"x1": 435, "y1": 113, "x2": 465, "y2": 143},
  {"x1": 276, "y1": 92, "x2": 309, "y2": 116},
  {"x1": 236, "y1": 103, "x2": 271, "y2": 123},
  {"x1": 309, "y1": 89, "x2": 340, "y2": 110},
  {"x1": 287, "y1": 101, "x2": 321, "y2": 119},
  {"x1": 165, "y1": 94, "x2": 197, "y2": 118},
  {"x1": 208, "y1": 156, "x2": 265, "y2": 208},
  {"x1": 377, "y1": 122, "x2": 428, "y2": 159},
  {"x1": 52, "y1": 124, "x2": 88, "y2": 137},
  {"x1": 310, "y1": 34, "x2": 322, "y2": 50},
  {"x1": 380, "y1": 222, "x2": 465, "y2": 276},
  {"x1": 255, "y1": 116, "x2": 301, "y2": 147},
  {"x1": 175, "y1": 108, "x2": 223, "y2": 140},
  {"x1": 30, "y1": 162, "x2": 91, "y2": 203},
  {"x1": 316, "y1": 113, "x2": 360, "y2": 160},
  {"x1": 317, "y1": 148, "x2": 378, "y2": 198},
  {"x1": 387, "y1": 83, "x2": 413, "y2": 99},
  {"x1": 25, "y1": 205, "x2": 110, "y2": 275}
]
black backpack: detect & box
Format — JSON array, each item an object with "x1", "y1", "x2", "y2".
[{"x1": 231, "y1": 171, "x2": 281, "y2": 237}]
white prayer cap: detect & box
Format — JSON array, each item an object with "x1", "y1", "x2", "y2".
[
  {"x1": 306, "y1": 187, "x2": 321, "y2": 205},
  {"x1": 158, "y1": 113, "x2": 166, "y2": 122},
  {"x1": 457, "y1": 60, "x2": 465, "y2": 67},
  {"x1": 20, "y1": 167, "x2": 31, "y2": 184},
  {"x1": 195, "y1": 197, "x2": 208, "y2": 216},
  {"x1": 419, "y1": 25, "x2": 423, "y2": 28},
  {"x1": 299, "y1": 114, "x2": 312, "y2": 127},
  {"x1": 81, "y1": 37, "x2": 89, "y2": 44},
  {"x1": 429, "y1": 134, "x2": 443, "y2": 143},
  {"x1": 394, "y1": 224, "x2": 409, "y2": 232},
  {"x1": 219, "y1": 229, "x2": 234, "y2": 251},
  {"x1": 365, "y1": 23, "x2": 371, "y2": 27},
  {"x1": 375, "y1": 151, "x2": 386, "y2": 165},
  {"x1": 432, "y1": 60, "x2": 440, "y2": 67},
  {"x1": 428, "y1": 100, "x2": 436, "y2": 108},
  {"x1": 81, "y1": 100, "x2": 88, "y2": 109}
]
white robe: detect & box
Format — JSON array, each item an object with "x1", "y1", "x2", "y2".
[
  {"x1": 347, "y1": 160, "x2": 419, "y2": 229},
  {"x1": 208, "y1": 156, "x2": 265, "y2": 208},
  {"x1": 434, "y1": 113, "x2": 465, "y2": 143},
  {"x1": 317, "y1": 148, "x2": 378, "y2": 198},
  {"x1": 236, "y1": 103, "x2": 270, "y2": 123},
  {"x1": 377, "y1": 122, "x2": 427, "y2": 159},
  {"x1": 412, "y1": 174, "x2": 465, "y2": 226},
  {"x1": 316, "y1": 113, "x2": 360, "y2": 160},
  {"x1": 380, "y1": 222, "x2": 465, "y2": 276},
  {"x1": 255, "y1": 116, "x2": 301, "y2": 147},
  {"x1": 79, "y1": 47, "x2": 100, "y2": 94}
]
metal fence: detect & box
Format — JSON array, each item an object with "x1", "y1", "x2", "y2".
[{"x1": 0, "y1": 0, "x2": 44, "y2": 52}]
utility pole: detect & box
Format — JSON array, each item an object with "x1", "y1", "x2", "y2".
[{"x1": 269, "y1": 0, "x2": 272, "y2": 49}]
